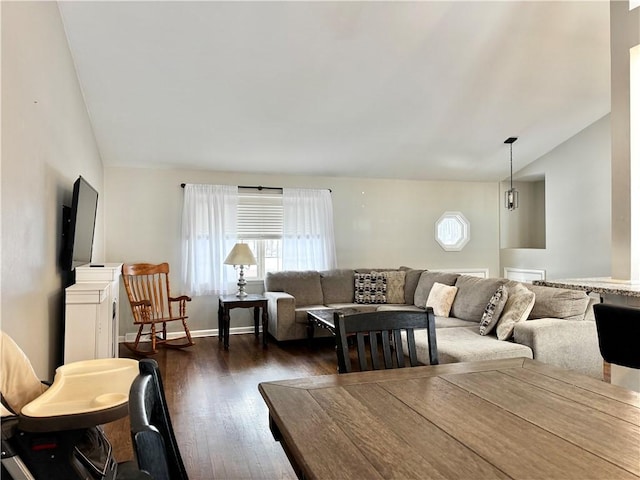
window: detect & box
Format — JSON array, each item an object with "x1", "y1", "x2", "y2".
[
  {"x1": 182, "y1": 184, "x2": 336, "y2": 290},
  {"x1": 435, "y1": 212, "x2": 470, "y2": 251},
  {"x1": 237, "y1": 190, "x2": 283, "y2": 279}
]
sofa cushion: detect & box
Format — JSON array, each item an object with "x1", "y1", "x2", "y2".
[
  {"x1": 405, "y1": 326, "x2": 533, "y2": 365},
  {"x1": 320, "y1": 269, "x2": 354, "y2": 304},
  {"x1": 399, "y1": 267, "x2": 425, "y2": 304},
  {"x1": 434, "y1": 316, "x2": 478, "y2": 328},
  {"x1": 496, "y1": 283, "x2": 536, "y2": 340},
  {"x1": 426, "y1": 282, "x2": 458, "y2": 317},
  {"x1": 377, "y1": 271, "x2": 406, "y2": 304},
  {"x1": 264, "y1": 271, "x2": 323, "y2": 306},
  {"x1": 479, "y1": 285, "x2": 509, "y2": 336},
  {"x1": 432, "y1": 326, "x2": 534, "y2": 364},
  {"x1": 526, "y1": 284, "x2": 590, "y2": 321},
  {"x1": 414, "y1": 271, "x2": 459, "y2": 308},
  {"x1": 450, "y1": 276, "x2": 507, "y2": 322},
  {"x1": 354, "y1": 273, "x2": 386, "y2": 304}
]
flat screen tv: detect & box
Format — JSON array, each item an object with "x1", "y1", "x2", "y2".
[{"x1": 61, "y1": 176, "x2": 98, "y2": 270}]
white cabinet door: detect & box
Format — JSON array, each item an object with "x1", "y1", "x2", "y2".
[
  {"x1": 64, "y1": 263, "x2": 122, "y2": 363},
  {"x1": 64, "y1": 283, "x2": 109, "y2": 363}
]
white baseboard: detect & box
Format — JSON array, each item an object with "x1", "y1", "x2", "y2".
[{"x1": 120, "y1": 325, "x2": 260, "y2": 344}]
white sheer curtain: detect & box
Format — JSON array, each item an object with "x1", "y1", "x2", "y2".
[
  {"x1": 181, "y1": 184, "x2": 238, "y2": 296},
  {"x1": 282, "y1": 188, "x2": 337, "y2": 270}
]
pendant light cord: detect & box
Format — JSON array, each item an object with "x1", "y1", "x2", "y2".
[{"x1": 509, "y1": 143, "x2": 513, "y2": 191}]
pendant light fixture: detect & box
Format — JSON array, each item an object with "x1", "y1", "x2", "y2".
[{"x1": 504, "y1": 137, "x2": 519, "y2": 210}]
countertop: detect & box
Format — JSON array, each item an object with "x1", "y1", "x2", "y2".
[{"x1": 533, "y1": 277, "x2": 640, "y2": 298}]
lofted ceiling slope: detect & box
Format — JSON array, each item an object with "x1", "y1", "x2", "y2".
[{"x1": 58, "y1": 1, "x2": 611, "y2": 182}]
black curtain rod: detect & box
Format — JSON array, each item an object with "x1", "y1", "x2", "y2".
[
  {"x1": 180, "y1": 183, "x2": 281, "y2": 190},
  {"x1": 180, "y1": 183, "x2": 331, "y2": 192}
]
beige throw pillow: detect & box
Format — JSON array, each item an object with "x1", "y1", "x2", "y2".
[
  {"x1": 495, "y1": 283, "x2": 536, "y2": 340},
  {"x1": 426, "y1": 282, "x2": 458, "y2": 317},
  {"x1": 379, "y1": 271, "x2": 406, "y2": 304},
  {"x1": 413, "y1": 271, "x2": 460, "y2": 308}
]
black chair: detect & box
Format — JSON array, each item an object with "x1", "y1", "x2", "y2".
[
  {"x1": 334, "y1": 309, "x2": 438, "y2": 374},
  {"x1": 593, "y1": 303, "x2": 640, "y2": 369},
  {"x1": 128, "y1": 359, "x2": 189, "y2": 480}
]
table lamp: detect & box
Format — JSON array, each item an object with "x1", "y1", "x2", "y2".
[{"x1": 224, "y1": 243, "x2": 257, "y2": 297}]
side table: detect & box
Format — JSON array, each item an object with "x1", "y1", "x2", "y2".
[{"x1": 218, "y1": 294, "x2": 268, "y2": 349}]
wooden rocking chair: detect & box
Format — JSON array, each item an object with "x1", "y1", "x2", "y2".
[{"x1": 122, "y1": 263, "x2": 195, "y2": 355}]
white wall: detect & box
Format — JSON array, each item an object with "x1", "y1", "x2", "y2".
[
  {"x1": 500, "y1": 115, "x2": 611, "y2": 280},
  {"x1": 500, "y1": 179, "x2": 546, "y2": 249},
  {"x1": 1, "y1": 2, "x2": 104, "y2": 379},
  {"x1": 105, "y1": 167, "x2": 499, "y2": 335}
]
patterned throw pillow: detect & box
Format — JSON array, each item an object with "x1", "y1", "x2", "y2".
[
  {"x1": 354, "y1": 273, "x2": 387, "y2": 304},
  {"x1": 479, "y1": 285, "x2": 509, "y2": 336},
  {"x1": 378, "y1": 271, "x2": 406, "y2": 304},
  {"x1": 496, "y1": 283, "x2": 536, "y2": 340},
  {"x1": 426, "y1": 282, "x2": 458, "y2": 317}
]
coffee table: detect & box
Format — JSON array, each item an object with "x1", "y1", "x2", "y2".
[{"x1": 306, "y1": 308, "x2": 359, "y2": 338}]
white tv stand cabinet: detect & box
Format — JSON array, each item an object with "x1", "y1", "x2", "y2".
[{"x1": 64, "y1": 263, "x2": 122, "y2": 363}]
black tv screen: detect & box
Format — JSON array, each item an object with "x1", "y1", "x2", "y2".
[{"x1": 62, "y1": 176, "x2": 98, "y2": 270}]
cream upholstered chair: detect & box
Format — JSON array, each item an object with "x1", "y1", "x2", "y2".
[{"x1": 122, "y1": 263, "x2": 195, "y2": 355}]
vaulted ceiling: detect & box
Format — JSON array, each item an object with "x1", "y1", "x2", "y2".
[{"x1": 58, "y1": 1, "x2": 610, "y2": 182}]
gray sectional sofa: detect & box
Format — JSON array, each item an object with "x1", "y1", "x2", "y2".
[{"x1": 263, "y1": 267, "x2": 603, "y2": 378}]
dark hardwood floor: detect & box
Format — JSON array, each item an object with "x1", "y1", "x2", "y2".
[{"x1": 105, "y1": 334, "x2": 339, "y2": 480}]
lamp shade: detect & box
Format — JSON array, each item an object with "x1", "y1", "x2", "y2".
[{"x1": 224, "y1": 243, "x2": 257, "y2": 266}]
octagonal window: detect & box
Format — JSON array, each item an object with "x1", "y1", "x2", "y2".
[{"x1": 435, "y1": 212, "x2": 470, "y2": 251}]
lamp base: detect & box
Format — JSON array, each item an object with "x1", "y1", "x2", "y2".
[{"x1": 236, "y1": 266, "x2": 248, "y2": 297}]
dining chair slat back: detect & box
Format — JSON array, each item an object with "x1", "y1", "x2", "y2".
[{"x1": 334, "y1": 309, "x2": 438, "y2": 374}]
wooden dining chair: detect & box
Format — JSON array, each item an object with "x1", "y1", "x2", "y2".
[
  {"x1": 122, "y1": 263, "x2": 195, "y2": 355},
  {"x1": 334, "y1": 309, "x2": 438, "y2": 374},
  {"x1": 129, "y1": 359, "x2": 189, "y2": 480}
]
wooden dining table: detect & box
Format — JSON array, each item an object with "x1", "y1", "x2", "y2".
[{"x1": 258, "y1": 358, "x2": 640, "y2": 480}]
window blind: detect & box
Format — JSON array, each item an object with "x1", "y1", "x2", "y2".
[{"x1": 237, "y1": 192, "x2": 283, "y2": 240}]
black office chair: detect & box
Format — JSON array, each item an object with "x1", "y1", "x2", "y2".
[
  {"x1": 593, "y1": 303, "x2": 640, "y2": 369},
  {"x1": 334, "y1": 309, "x2": 438, "y2": 374},
  {"x1": 128, "y1": 359, "x2": 189, "y2": 480}
]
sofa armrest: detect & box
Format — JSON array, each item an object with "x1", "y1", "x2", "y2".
[
  {"x1": 264, "y1": 291, "x2": 296, "y2": 341},
  {"x1": 514, "y1": 318, "x2": 603, "y2": 378}
]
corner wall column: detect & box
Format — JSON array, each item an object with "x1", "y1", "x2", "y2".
[{"x1": 610, "y1": 1, "x2": 640, "y2": 281}]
